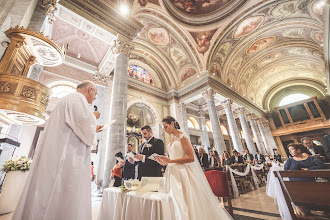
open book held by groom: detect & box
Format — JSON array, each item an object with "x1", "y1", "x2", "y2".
[{"x1": 134, "y1": 125, "x2": 164, "y2": 180}]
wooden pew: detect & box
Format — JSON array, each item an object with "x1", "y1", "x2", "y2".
[{"x1": 274, "y1": 170, "x2": 330, "y2": 220}]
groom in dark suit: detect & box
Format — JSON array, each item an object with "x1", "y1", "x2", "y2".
[{"x1": 134, "y1": 125, "x2": 164, "y2": 180}]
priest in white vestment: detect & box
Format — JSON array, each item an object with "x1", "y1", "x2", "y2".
[{"x1": 12, "y1": 81, "x2": 103, "y2": 220}]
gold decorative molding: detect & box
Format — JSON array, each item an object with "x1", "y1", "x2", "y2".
[
  {"x1": 59, "y1": 0, "x2": 143, "y2": 41},
  {"x1": 0, "y1": 27, "x2": 64, "y2": 125}
]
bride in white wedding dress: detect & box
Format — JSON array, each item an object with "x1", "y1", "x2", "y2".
[{"x1": 155, "y1": 116, "x2": 233, "y2": 220}]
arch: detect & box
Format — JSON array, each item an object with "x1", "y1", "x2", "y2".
[
  {"x1": 188, "y1": 117, "x2": 200, "y2": 129},
  {"x1": 127, "y1": 99, "x2": 160, "y2": 124},
  {"x1": 220, "y1": 125, "x2": 228, "y2": 135},
  {"x1": 206, "y1": 121, "x2": 212, "y2": 132},
  {"x1": 47, "y1": 80, "x2": 77, "y2": 98}
]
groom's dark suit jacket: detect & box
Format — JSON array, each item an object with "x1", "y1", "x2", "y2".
[{"x1": 137, "y1": 137, "x2": 164, "y2": 180}]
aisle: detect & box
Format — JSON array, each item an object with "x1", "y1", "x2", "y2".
[{"x1": 231, "y1": 186, "x2": 281, "y2": 220}]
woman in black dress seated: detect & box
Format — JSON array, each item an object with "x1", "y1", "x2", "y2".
[{"x1": 284, "y1": 143, "x2": 325, "y2": 216}]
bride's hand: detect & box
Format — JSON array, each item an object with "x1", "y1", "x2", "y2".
[{"x1": 155, "y1": 155, "x2": 171, "y2": 166}]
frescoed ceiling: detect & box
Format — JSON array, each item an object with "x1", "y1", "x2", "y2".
[{"x1": 54, "y1": 0, "x2": 327, "y2": 110}]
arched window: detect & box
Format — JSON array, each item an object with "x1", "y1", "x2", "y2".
[
  {"x1": 279, "y1": 94, "x2": 310, "y2": 106},
  {"x1": 188, "y1": 117, "x2": 200, "y2": 129},
  {"x1": 128, "y1": 65, "x2": 155, "y2": 86},
  {"x1": 220, "y1": 125, "x2": 228, "y2": 135},
  {"x1": 187, "y1": 119, "x2": 194, "y2": 128},
  {"x1": 206, "y1": 121, "x2": 212, "y2": 132},
  {"x1": 48, "y1": 81, "x2": 77, "y2": 99}
]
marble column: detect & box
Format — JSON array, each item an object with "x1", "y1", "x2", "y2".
[
  {"x1": 257, "y1": 119, "x2": 272, "y2": 155},
  {"x1": 103, "y1": 38, "x2": 133, "y2": 187},
  {"x1": 262, "y1": 120, "x2": 278, "y2": 156},
  {"x1": 202, "y1": 88, "x2": 226, "y2": 154},
  {"x1": 198, "y1": 110, "x2": 210, "y2": 148},
  {"x1": 178, "y1": 102, "x2": 190, "y2": 139},
  {"x1": 247, "y1": 114, "x2": 266, "y2": 155},
  {"x1": 221, "y1": 99, "x2": 244, "y2": 153},
  {"x1": 235, "y1": 107, "x2": 256, "y2": 155}
]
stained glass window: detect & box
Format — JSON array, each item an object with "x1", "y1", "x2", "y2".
[{"x1": 128, "y1": 65, "x2": 155, "y2": 86}]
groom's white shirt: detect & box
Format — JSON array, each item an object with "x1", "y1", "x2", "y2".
[{"x1": 141, "y1": 136, "x2": 154, "y2": 163}]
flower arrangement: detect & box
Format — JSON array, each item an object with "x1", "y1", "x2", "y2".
[{"x1": 2, "y1": 156, "x2": 32, "y2": 173}]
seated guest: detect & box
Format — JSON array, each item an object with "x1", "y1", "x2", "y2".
[
  {"x1": 222, "y1": 151, "x2": 231, "y2": 166},
  {"x1": 230, "y1": 150, "x2": 244, "y2": 166},
  {"x1": 199, "y1": 147, "x2": 209, "y2": 168},
  {"x1": 123, "y1": 144, "x2": 137, "y2": 180},
  {"x1": 321, "y1": 135, "x2": 330, "y2": 161},
  {"x1": 243, "y1": 149, "x2": 254, "y2": 162},
  {"x1": 273, "y1": 149, "x2": 282, "y2": 163},
  {"x1": 284, "y1": 143, "x2": 325, "y2": 216},
  {"x1": 301, "y1": 137, "x2": 326, "y2": 157},
  {"x1": 111, "y1": 152, "x2": 125, "y2": 187},
  {"x1": 255, "y1": 150, "x2": 265, "y2": 164},
  {"x1": 209, "y1": 150, "x2": 221, "y2": 167}
]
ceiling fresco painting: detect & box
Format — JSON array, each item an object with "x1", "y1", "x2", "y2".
[
  {"x1": 207, "y1": 0, "x2": 325, "y2": 108},
  {"x1": 181, "y1": 68, "x2": 197, "y2": 82},
  {"x1": 170, "y1": 0, "x2": 232, "y2": 15},
  {"x1": 189, "y1": 29, "x2": 217, "y2": 54}
]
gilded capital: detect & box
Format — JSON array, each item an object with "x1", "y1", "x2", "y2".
[
  {"x1": 221, "y1": 98, "x2": 233, "y2": 108},
  {"x1": 202, "y1": 88, "x2": 214, "y2": 100},
  {"x1": 111, "y1": 38, "x2": 134, "y2": 55}
]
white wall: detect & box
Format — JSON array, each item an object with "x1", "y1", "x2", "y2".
[{"x1": 13, "y1": 125, "x2": 37, "y2": 158}]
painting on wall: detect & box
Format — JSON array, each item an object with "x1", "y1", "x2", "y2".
[
  {"x1": 258, "y1": 52, "x2": 281, "y2": 67},
  {"x1": 210, "y1": 63, "x2": 221, "y2": 77},
  {"x1": 170, "y1": 0, "x2": 232, "y2": 14},
  {"x1": 314, "y1": 32, "x2": 323, "y2": 43},
  {"x1": 148, "y1": 28, "x2": 170, "y2": 46},
  {"x1": 247, "y1": 36, "x2": 276, "y2": 55},
  {"x1": 234, "y1": 16, "x2": 264, "y2": 38},
  {"x1": 128, "y1": 65, "x2": 155, "y2": 85},
  {"x1": 181, "y1": 68, "x2": 196, "y2": 82},
  {"x1": 312, "y1": 0, "x2": 324, "y2": 21},
  {"x1": 190, "y1": 29, "x2": 217, "y2": 54}
]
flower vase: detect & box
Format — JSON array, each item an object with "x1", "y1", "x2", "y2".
[{"x1": 0, "y1": 170, "x2": 29, "y2": 214}]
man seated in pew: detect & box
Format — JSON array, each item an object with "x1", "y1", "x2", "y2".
[
  {"x1": 301, "y1": 137, "x2": 327, "y2": 158},
  {"x1": 284, "y1": 143, "x2": 325, "y2": 216},
  {"x1": 230, "y1": 150, "x2": 244, "y2": 166},
  {"x1": 273, "y1": 149, "x2": 282, "y2": 163},
  {"x1": 242, "y1": 149, "x2": 254, "y2": 164},
  {"x1": 254, "y1": 150, "x2": 265, "y2": 164}
]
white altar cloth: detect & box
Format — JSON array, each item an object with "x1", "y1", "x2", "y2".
[{"x1": 97, "y1": 187, "x2": 176, "y2": 220}]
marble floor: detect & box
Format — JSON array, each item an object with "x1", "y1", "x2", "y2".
[{"x1": 0, "y1": 186, "x2": 281, "y2": 220}]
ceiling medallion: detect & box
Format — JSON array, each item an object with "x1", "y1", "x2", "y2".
[
  {"x1": 0, "y1": 26, "x2": 65, "y2": 125},
  {"x1": 163, "y1": 0, "x2": 247, "y2": 26}
]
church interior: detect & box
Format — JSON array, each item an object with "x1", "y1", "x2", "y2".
[{"x1": 0, "y1": 0, "x2": 330, "y2": 219}]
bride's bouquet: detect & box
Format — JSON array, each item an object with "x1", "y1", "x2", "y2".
[{"x1": 2, "y1": 156, "x2": 32, "y2": 173}]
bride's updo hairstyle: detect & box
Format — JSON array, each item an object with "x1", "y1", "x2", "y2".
[{"x1": 162, "y1": 116, "x2": 181, "y2": 130}]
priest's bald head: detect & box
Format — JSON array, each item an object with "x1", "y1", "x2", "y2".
[{"x1": 76, "y1": 80, "x2": 97, "y2": 104}]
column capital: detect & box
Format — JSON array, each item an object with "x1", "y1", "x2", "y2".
[
  {"x1": 202, "y1": 88, "x2": 215, "y2": 100},
  {"x1": 197, "y1": 109, "x2": 206, "y2": 117},
  {"x1": 111, "y1": 37, "x2": 134, "y2": 55},
  {"x1": 93, "y1": 72, "x2": 111, "y2": 86},
  {"x1": 36, "y1": 0, "x2": 59, "y2": 24},
  {"x1": 235, "y1": 107, "x2": 246, "y2": 115},
  {"x1": 220, "y1": 98, "x2": 233, "y2": 108},
  {"x1": 246, "y1": 113, "x2": 258, "y2": 121},
  {"x1": 178, "y1": 102, "x2": 187, "y2": 112}
]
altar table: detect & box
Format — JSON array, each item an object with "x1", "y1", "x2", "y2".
[{"x1": 97, "y1": 187, "x2": 177, "y2": 220}]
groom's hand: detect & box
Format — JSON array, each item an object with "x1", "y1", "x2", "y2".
[{"x1": 134, "y1": 154, "x2": 144, "y2": 161}]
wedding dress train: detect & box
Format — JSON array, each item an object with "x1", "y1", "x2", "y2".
[{"x1": 163, "y1": 133, "x2": 233, "y2": 220}]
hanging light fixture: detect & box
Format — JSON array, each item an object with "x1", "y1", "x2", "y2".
[{"x1": 0, "y1": 26, "x2": 65, "y2": 125}]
